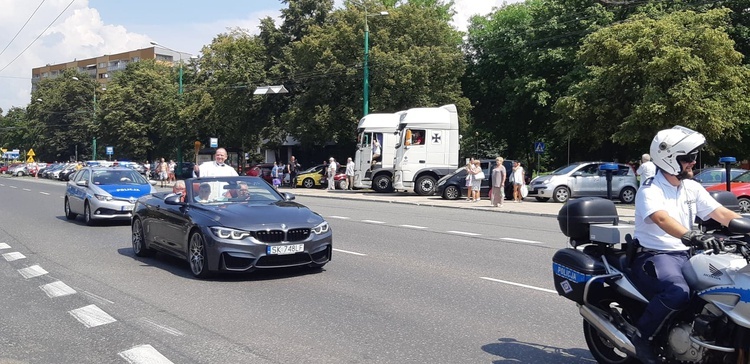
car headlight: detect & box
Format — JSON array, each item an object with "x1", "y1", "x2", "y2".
[
  {"x1": 210, "y1": 227, "x2": 251, "y2": 240},
  {"x1": 312, "y1": 221, "x2": 329, "y2": 235},
  {"x1": 94, "y1": 194, "x2": 112, "y2": 201}
]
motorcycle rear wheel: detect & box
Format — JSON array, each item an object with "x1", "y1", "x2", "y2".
[{"x1": 583, "y1": 320, "x2": 639, "y2": 364}]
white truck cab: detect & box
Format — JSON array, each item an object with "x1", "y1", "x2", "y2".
[
  {"x1": 353, "y1": 113, "x2": 401, "y2": 192},
  {"x1": 392, "y1": 104, "x2": 459, "y2": 195}
]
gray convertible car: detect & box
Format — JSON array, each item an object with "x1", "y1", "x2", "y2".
[{"x1": 131, "y1": 176, "x2": 332, "y2": 278}]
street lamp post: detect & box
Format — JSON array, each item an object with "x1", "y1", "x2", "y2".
[
  {"x1": 363, "y1": 9, "x2": 389, "y2": 117},
  {"x1": 72, "y1": 76, "x2": 104, "y2": 160}
]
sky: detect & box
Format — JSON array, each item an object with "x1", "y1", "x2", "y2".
[{"x1": 0, "y1": 0, "x2": 508, "y2": 115}]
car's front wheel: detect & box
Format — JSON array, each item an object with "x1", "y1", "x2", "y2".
[
  {"x1": 443, "y1": 185, "x2": 461, "y2": 200},
  {"x1": 84, "y1": 201, "x2": 95, "y2": 226},
  {"x1": 552, "y1": 186, "x2": 570, "y2": 203},
  {"x1": 132, "y1": 218, "x2": 154, "y2": 257},
  {"x1": 337, "y1": 180, "x2": 348, "y2": 190},
  {"x1": 64, "y1": 198, "x2": 77, "y2": 220},
  {"x1": 619, "y1": 186, "x2": 637, "y2": 204},
  {"x1": 188, "y1": 232, "x2": 212, "y2": 279},
  {"x1": 739, "y1": 197, "x2": 750, "y2": 213},
  {"x1": 302, "y1": 178, "x2": 315, "y2": 189}
]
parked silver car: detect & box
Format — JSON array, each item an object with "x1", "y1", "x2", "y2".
[{"x1": 528, "y1": 162, "x2": 638, "y2": 203}]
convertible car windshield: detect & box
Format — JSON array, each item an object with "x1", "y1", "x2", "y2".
[
  {"x1": 188, "y1": 177, "x2": 280, "y2": 204},
  {"x1": 92, "y1": 169, "x2": 149, "y2": 185}
]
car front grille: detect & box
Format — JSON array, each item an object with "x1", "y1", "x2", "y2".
[{"x1": 252, "y1": 228, "x2": 311, "y2": 243}]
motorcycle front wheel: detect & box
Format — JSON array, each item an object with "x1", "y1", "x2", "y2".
[{"x1": 583, "y1": 320, "x2": 639, "y2": 364}]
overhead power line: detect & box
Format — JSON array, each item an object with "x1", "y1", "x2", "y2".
[
  {"x1": 0, "y1": 0, "x2": 47, "y2": 60},
  {"x1": 0, "y1": 0, "x2": 75, "y2": 74}
]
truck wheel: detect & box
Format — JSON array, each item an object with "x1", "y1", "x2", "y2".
[
  {"x1": 415, "y1": 175, "x2": 437, "y2": 196},
  {"x1": 372, "y1": 175, "x2": 393, "y2": 193}
]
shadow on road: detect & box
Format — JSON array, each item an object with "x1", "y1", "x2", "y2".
[{"x1": 482, "y1": 337, "x2": 594, "y2": 363}]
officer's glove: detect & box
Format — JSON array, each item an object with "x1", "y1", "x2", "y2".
[{"x1": 681, "y1": 230, "x2": 724, "y2": 254}]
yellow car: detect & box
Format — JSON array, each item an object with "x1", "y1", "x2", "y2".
[{"x1": 296, "y1": 164, "x2": 327, "y2": 188}]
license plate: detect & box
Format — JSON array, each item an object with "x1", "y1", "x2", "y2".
[
  {"x1": 121, "y1": 204, "x2": 134, "y2": 211},
  {"x1": 267, "y1": 244, "x2": 304, "y2": 255}
]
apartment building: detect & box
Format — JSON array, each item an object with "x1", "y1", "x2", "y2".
[{"x1": 31, "y1": 46, "x2": 192, "y2": 91}]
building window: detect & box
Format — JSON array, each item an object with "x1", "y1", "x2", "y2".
[
  {"x1": 132, "y1": 56, "x2": 140, "y2": 62},
  {"x1": 98, "y1": 62, "x2": 106, "y2": 68}
]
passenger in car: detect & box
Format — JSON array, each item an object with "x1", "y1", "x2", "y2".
[
  {"x1": 195, "y1": 183, "x2": 212, "y2": 203},
  {"x1": 172, "y1": 180, "x2": 186, "y2": 202}
]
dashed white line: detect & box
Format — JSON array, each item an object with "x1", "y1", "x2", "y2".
[
  {"x1": 22, "y1": 188, "x2": 31, "y2": 191},
  {"x1": 500, "y1": 238, "x2": 543, "y2": 244},
  {"x1": 0, "y1": 243, "x2": 10, "y2": 250},
  {"x1": 333, "y1": 248, "x2": 367, "y2": 256},
  {"x1": 399, "y1": 224, "x2": 427, "y2": 229},
  {"x1": 39, "y1": 192, "x2": 50, "y2": 195},
  {"x1": 480, "y1": 277, "x2": 557, "y2": 293},
  {"x1": 9, "y1": 186, "x2": 17, "y2": 189},
  {"x1": 361, "y1": 219, "x2": 385, "y2": 224},
  {"x1": 140, "y1": 318, "x2": 184, "y2": 336},
  {"x1": 447, "y1": 230, "x2": 481, "y2": 236},
  {"x1": 82, "y1": 291, "x2": 115, "y2": 305},
  {"x1": 328, "y1": 215, "x2": 351, "y2": 220},
  {"x1": 69, "y1": 304, "x2": 117, "y2": 328},
  {"x1": 40, "y1": 281, "x2": 76, "y2": 297},
  {"x1": 119, "y1": 345, "x2": 174, "y2": 364},
  {"x1": 3, "y1": 252, "x2": 26, "y2": 261},
  {"x1": 18, "y1": 265, "x2": 48, "y2": 278}
]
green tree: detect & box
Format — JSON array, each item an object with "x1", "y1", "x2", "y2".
[{"x1": 554, "y1": 9, "x2": 750, "y2": 157}]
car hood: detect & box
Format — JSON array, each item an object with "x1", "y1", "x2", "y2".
[
  {"x1": 531, "y1": 175, "x2": 555, "y2": 184},
  {"x1": 97, "y1": 184, "x2": 154, "y2": 199},
  {"x1": 193, "y1": 201, "x2": 324, "y2": 229}
]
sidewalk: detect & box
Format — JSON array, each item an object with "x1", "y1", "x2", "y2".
[{"x1": 277, "y1": 187, "x2": 637, "y2": 224}]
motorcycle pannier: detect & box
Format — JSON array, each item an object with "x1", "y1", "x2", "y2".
[
  {"x1": 552, "y1": 248, "x2": 606, "y2": 304},
  {"x1": 557, "y1": 197, "x2": 619, "y2": 243}
]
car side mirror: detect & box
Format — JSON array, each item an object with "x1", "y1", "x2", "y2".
[
  {"x1": 281, "y1": 192, "x2": 295, "y2": 201},
  {"x1": 571, "y1": 172, "x2": 583, "y2": 177},
  {"x1": 164, "y1": 193, "x2": 184, "y2": 205},
  {"x1": 76, "y1": 180, "x2": 88, "y2": 186}
]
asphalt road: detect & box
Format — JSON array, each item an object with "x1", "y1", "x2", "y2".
[{"x1": 0, "y1": 176, "x2": 596, "y2": 364}]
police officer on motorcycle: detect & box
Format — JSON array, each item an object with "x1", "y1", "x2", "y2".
[{"x1": 631, "y1": 126, "x2": 746, "y2": 363}]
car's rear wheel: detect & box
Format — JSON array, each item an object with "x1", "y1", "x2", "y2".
[
  {"x1": 16, "y1": 171, "x2": 23, "y2": 177},
  {"x1": 132, "y1": 218, "x2": 154, "y2": 257},
  {"x1": 552, "y1": 186, "x2": 570, "y2": 203},
  {"x1": 64, "y1": 198, "x2": 77, "y2": 220},
  {"x1": 372, "y1": 174, "x2": 393, "y2": 193},
  {"x1": 739, "y1": 197, "x2": 750, "y2": 213},
  {"x1": 84, "y1": 201, "x2": 95, "y2": 226},
  {"x1": 535, "y1": 197, "x2": 550, "y2": 202},
  {"x1": 302, "y1": 178, "x2": 315, "y2": 189},
  {"x1": 443, "y1": 185, "x2": 461, "y2": 200},
  {"x1": 188, "y1": 232, "x2": 212, "y2": 279},
  {"x1": 337, "y1": 179, "x2": 348, "y2": 190},
  {"x1": 619, "y1": 186, "x2": 637, "y2": 204}
]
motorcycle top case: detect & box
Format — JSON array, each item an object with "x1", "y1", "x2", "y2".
[
  {"x1": 553, "y1": 248, "x2": 606, "y2": 304},
  {"x1": 557, "y1": 197, "x2": 619, "y2": 243}
]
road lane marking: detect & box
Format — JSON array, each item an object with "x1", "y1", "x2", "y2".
[
  {"x1": 328, "y1": 216, "x2": 351, "y2": 219},
  {"x1": 0, "y1": 243, "x2": 10, "y2": 249},
  {"x1": 40, "y1": 281, "x2": 76, "y2": 297},
  {"x1": 82, "y1": 291, "x2": 115, "y2": 305},
  {"x1": 480, "y1": 277, "x2": 557, "y2": 293},
  {"x1": 3, "y1": 252, "x2": 26, "y2": 261},
  {"x1": 361, "y1": 219, "x2": 385, "y2": 224},
  {"x1": 500, "y1": 238, "x2": 543, "y2": 244},
  {"x1": 39, "y1": 192, "x2": 50, "y2": 195},
  {"x1": 119, "y1": 345, "x2": 174, "y2": 364},
  {"x1": 69, "y1": 304, "x2": 117, "y2": 328},
  {"x1": 447, "y1": 230, "x2": 481, "y2": 236},
  {"x1": 18, "y1": 265, "x2": 48, "y2": 278},
  {"x1": 140, "y1": 318, "x2": 184, "y2": 336},
  {"x1": 9, "y1": 186, "x2": 17, "y2": 189},
  {"x1": 22, "y1": 188, "x2": 31, "y2": 191},
  {"x1": 333, "y1": 248, "x2": 367, "y2": 256},
  {"x1": 399, "y1": 224, "x2": 427, "y2": 229}
]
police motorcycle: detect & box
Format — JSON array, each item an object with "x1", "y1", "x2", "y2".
[{"x1": 552, "y1": 192, "x2": 750, "y2": 363}]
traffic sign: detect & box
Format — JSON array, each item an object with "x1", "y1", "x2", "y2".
[
  {"x1": 534, "y1": 142, "x2": 545, "y2": 154},
  {"x1": 27, "y1": 148, "x2": 35, "y2": 157},
  {"x1": 106, "y1": 146, "x2": 114, "y2": 155},
  {"x1": 210, "y1": 138, "x2": 218, "y2": 148}
]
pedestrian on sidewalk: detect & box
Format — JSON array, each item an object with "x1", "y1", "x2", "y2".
[
  {"x1": 491, "y1": 157, "x2": 506, "y2": 207},
  {"x1": 345, "y1": 157, "x2": 355, "y2": 190}
]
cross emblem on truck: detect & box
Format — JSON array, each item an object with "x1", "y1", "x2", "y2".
[{"x1": 431, "y1": 133, "x2": 441, "y2": 144}]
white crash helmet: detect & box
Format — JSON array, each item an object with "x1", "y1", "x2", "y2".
[{"x1": 650, "y1": 125, "x2": 706, "y2": 176}]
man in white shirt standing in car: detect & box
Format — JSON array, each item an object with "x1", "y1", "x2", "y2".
[{"x1": 193, "y1": 148, "x2": 238, "y2": 178}]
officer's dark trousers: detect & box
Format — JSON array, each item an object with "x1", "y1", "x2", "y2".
[{"x1": 631, "y1": 250, "x2": 691, "y2": 339}]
